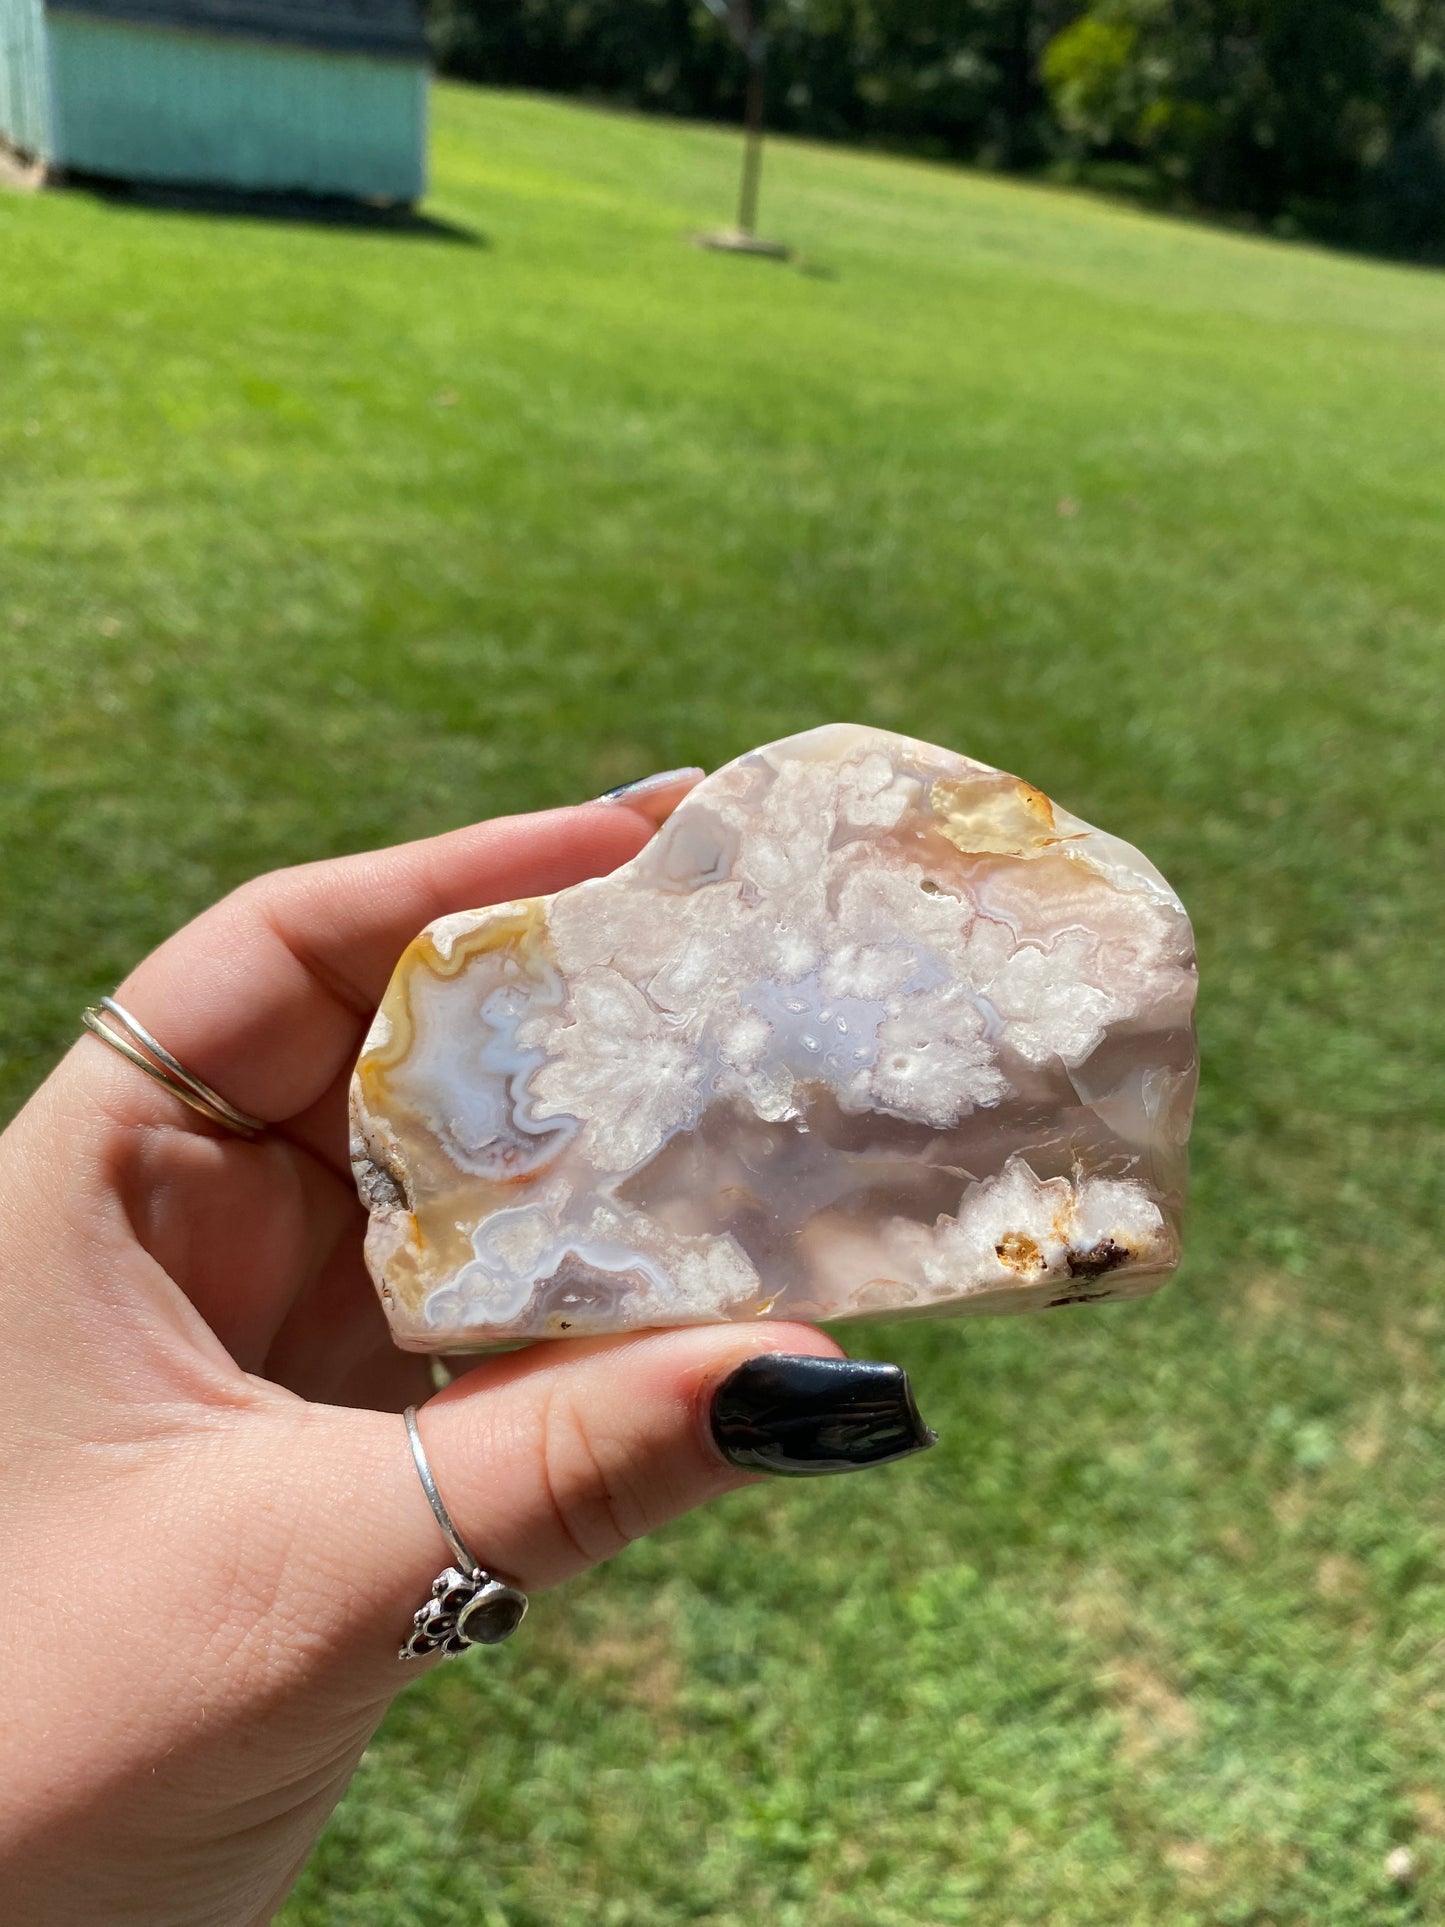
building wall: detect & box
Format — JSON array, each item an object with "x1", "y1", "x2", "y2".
[
  {"x1": 47, "y1": 14, "x2": 427, "y2": 200},
  {"x1": 0, "y1": 0, "x2": 52, "y2": 159}
]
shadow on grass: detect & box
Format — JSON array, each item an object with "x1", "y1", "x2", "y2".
[{"x1": 61, "y1": 172, "x2": 485, "y2": 245}]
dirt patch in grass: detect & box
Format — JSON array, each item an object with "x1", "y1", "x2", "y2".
[{"x1": 1104, "y1": 1658, "x2": 1198, "y2": 1761}]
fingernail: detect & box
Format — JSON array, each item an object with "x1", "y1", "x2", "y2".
[
  {"x1": 711, "y1": 1354, "x2": 937, "y2": 1477},
  {"x1": 596, "y1": 767, "x2": 706, "y2": 827},
  {"x1": 598, "y1": 767, "x2": 705, "y2": 802}
]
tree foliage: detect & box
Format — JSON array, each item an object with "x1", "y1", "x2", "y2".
[{"x1": 424, "y1": 0, "x2": 1445, "y2": 255}]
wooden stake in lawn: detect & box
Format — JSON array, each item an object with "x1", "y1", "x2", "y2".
[{"x1": 697, "y1": 0, "x2": 791, "y2": 258}]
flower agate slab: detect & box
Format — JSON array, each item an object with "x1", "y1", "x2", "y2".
[{"x1": 351, "y1": 725, "x2": 1197, "y2": 1351}]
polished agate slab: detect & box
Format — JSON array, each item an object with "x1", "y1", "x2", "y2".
[{"x1": 351, "y1": 725, "x2": 1197, "y2": 1350}]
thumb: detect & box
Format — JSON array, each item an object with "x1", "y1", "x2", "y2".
[{"x1": 284, "y1": 1324, "x2": 936, "y2": 1695}]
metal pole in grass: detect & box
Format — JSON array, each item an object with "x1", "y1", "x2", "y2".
[{"x1": 696, "y1": 0, "x2": 791, "y2": 258}]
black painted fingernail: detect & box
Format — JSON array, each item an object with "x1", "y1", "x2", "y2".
[{"x1": 711, "y1": 1354, "x2": 937, "y2": 1477}]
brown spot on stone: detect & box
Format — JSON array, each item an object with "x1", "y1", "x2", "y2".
[
  {"x1": 1067, "y1": 1237, "x2": 1129, "y2": 1278},
  {"x1": 996, "y1": 1231, "x2": 1044, "y2": 1272}
]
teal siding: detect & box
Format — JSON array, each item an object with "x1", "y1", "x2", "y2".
[
  {"x1": 47, "y1": 14, "x2": 426, "y2": 200},
  {"x1": 0, "y1": 0, "x2": 52, "y2": 159}
]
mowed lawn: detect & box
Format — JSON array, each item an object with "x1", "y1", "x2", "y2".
[{"x1": 3, "y1": 83, "x2": 1444, "y2": 1926}]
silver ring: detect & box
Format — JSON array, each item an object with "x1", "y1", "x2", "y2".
[
  {"x1": 399, "y1": 1405, "x2": 528, "y2": 1660},
  {"x1": 82, "y1": 996, "x2": 266, "y2": 1137}
]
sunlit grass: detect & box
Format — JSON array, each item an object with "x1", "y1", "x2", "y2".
[{"x1": 2, "y1": 84, "x2": 1443, "y2": 1925}]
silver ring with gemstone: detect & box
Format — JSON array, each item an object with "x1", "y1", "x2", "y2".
[
  {"x1": 399, "y1": 1405, "x2": 529, "y2": 1659},
  {"x1": 81, "y1": 995, "x2": 267, "y2": 1137}
]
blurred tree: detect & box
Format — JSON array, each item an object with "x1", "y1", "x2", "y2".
[
  {"x1": 1039, "y1": 0, "x2": 1445, "y2": 249},
  {"x1": 422, "y1": 0, "x2": 1445, "y2": 255}
]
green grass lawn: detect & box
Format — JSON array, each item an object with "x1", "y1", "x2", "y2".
[{"x1": 4, "y1": 83, "x2": 1444, "y2": 1926}]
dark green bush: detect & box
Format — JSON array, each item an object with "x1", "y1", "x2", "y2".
[{"x1": 423, "y1": 0, "x2": 1445, "y2": 258}]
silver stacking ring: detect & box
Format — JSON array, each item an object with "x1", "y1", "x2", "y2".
[
  {"x1": 82, "y1": 995, "x2": 267, "y2": 1137},
  {"x1": 400, "y1": 1405, "x2": 529, "y2": 1659}
]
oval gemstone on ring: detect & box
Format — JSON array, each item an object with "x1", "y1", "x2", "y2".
[{"x1": 457, "y1": 1581, "x2": 528, "y2": 1645}]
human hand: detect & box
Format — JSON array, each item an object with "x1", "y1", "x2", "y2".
[{"x1": 0, "y1": 784, "x2": 935, "y2": 1927}]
